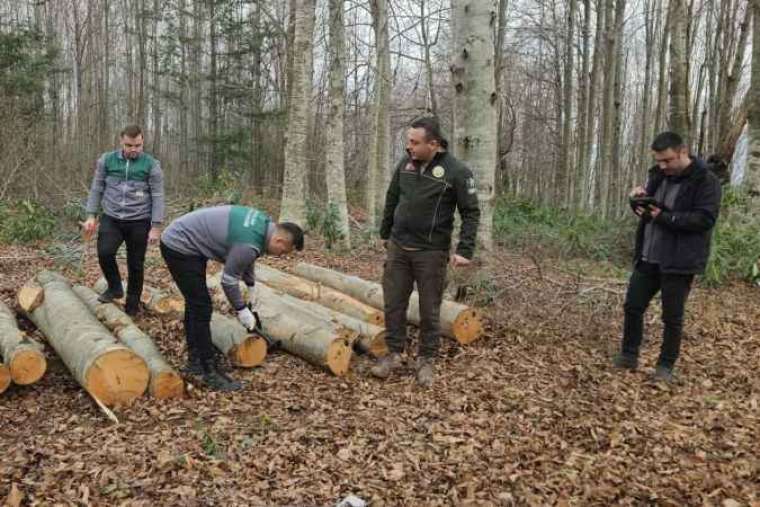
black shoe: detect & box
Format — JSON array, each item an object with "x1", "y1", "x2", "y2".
[
  {"x1": 201, "y1": 362, "x2": 242, "y2": 392},
  {"x1": 124, "y1": 296, "x2": 140, "y2": 316},
  {"x1": 180, "y1": 356, "x2": 203, "y2": 376},
  {"x1": 98, "y1": 287, "x2": 124, "y2": 303},
  {"x1": 612, "y1": 353, "x2": 638, "y2": 370}
]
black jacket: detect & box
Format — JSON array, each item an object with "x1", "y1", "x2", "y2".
[
  {"x1": 380, "y1": 151, "x2": 480, "y2": 259},
  {"x1": 633, "y1": 157, "x2": 721, "y2": 274}
]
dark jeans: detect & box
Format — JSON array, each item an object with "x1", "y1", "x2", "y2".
[
  {"x1": 160, "y1": 242, "x2": 214, "y2": 362},
  {"x1": 97, "y1": 214, "x2": 151, "y2": 300},
  {"x1": 621, "y1": 261, "x2": 694, "y2": 368},
  {"x1": 383, "y1": 240, "x2": 448, "y2": 358}
]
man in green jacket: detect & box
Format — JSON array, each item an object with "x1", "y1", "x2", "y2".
[
  {"x1": 372, "y1": 116, "x2": 480, "y2": 387},
  {"x1": 83, "y1": 125, "x2": 165, "y2": 316},
  {"x1": 161, "y1": 205, "x2": 304, "y2": 391}
]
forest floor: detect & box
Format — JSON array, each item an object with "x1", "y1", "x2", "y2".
[{"x1": 1, "y1": 236, "x2": 759, "y2": 506}]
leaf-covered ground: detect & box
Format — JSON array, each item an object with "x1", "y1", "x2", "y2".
[{"x1": 1, "y1": 239, "x2": 759, "y2": 506}]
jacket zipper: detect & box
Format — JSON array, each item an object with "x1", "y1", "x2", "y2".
[
  {"x1": 121, "y1": 159, "x2": 130, "y2": 219},
  {"x1": 428, "y1": 180, "x2": 450, "y2": 242}
]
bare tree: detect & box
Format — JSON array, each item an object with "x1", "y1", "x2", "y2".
[
  {"x1": 669, "y1": 0, "x2": 690, "y2": 140},
  {"x1": 326, "y1": 0, "x2": 351, "y2": 247},
  {"x1": 747, "y1": 0, "x2": 760, "y2": 197},
  {"x1": 280, "y1": 0, "x2": 316, "y2": 226},
  {"x1": 451, "y1": 0, "x2": 498, "y2": 249}
]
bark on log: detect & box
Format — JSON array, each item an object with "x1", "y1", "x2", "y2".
[
  {"x1": 95, "y1": 278, "x2": 267, "y2": 367},
  {"x1": 207, "y1": 273, "x2": 355, "y2": 375},
  {"x1": 260, "y1": 283, "x2": 387, "y2": 357},
  {"x1": 0, "y1": 364, "x2": 9, "y2": 394},
  {"x1": 255, "y1": 264, "x2": 384, "y2": 325},
  {"x1": 0, "y1": 301, "x2": 46, "y2": 385},
  {"x1": 72, "y1": 285, "x2": 184, "y2": 399},
  {"x1": 18, "y1": 271, "x2": 149, "y2": 407},
  {"x1": 294, "y1": 263, "x2": 484, "y2": 345}
]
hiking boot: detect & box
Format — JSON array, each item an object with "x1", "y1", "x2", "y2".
[
  {"x1": 415, "y1": 357, "x2": 435, "y2": 387},
  {"x1": 370, "y1": 352, "x2": 403, "y2": 379},
  {"x1": 124, "y1": 295, "x2": 140, "y2": 316},
  {"x1": 652, "y1": 364, "x2": 676, "y2": 384},
  {"x1": 201, "y1": 362, "x2": 242, "y2": 392},
  {"x1": 180, "y1": 355, "x2": 203, "y2": 376},
  {"x1": 612, "y1": 353, "x2": 638, "y2": 370},
  {"x1": 98, "y1": 287, "x2": 124, "y2": 303}
]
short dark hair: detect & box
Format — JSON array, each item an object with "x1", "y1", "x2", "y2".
[
  {"x1": 410, "y1": 116, "x2": 449, "y2": 149},
  {"x1": 278, "y1": 222, "x2": 304, "y2": 251},
  {"x1": 651, "y1": 131, "x2": 686, "y2": 152},
  {"x1": 121, "y1": 125, "x2": 143, "y2": 138}
]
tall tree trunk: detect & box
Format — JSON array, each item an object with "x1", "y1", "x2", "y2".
[
  {"x1": 326, "y1": 0, "x2": 351, "y2": 247},
  {"x1": 560, "y1": 0, "x2": 577, "y2": 205},
  {"x1": 280, "y1": 0, "x2": 316, "y2": 225},
  {"x1": 208, "y1": 0, "x2": 219, "y2": 181},
  {"x1": 654, "y1": 0, "x2": 670, "y2": 134},
  {"x1": 669, "y1": 0, "x2": 690, "y2": 141},
  {"x1": 151, "y1": 0, "x2": 161, "y2": 154},
  {"x1": 451, "y1": 0, "x2": 498, "y2": 249},
  {"x1": 747, "y1": 0, "x2": 760, "y2": 197},
  {"x1": 420, "y1": 0, "x2": 438, "y2": 115},
  {"x1": 367, "y1": 0, "x2": 392, "y2": 228},
  {"x1": 638, "y1": 0, "x2": 656, "y2": 169}
]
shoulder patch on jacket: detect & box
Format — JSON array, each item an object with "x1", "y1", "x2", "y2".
[{"x1": 466, "y1": 176, "x2": 477, "y2": 194}]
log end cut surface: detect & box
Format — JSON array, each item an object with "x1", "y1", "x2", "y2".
[
  {"x1": 368, "y1": 312, "x2": 385, "y2": 327},
  {"x1": 85, "y1": 349, "x2": 149, "y2": 407},
  {"x1": 0, "y1": 364, "x2": 9, "y2": 394},
  {"x1": 230, "y1": 336, "x2": 268, "y2": 367},
  {"x1": 18, "y1": 285, "x2": 44, "y2": 313},
  {"x1": 326, "y1": 334, "x2": 353, "y2": 376},
  {"x1": 453, "y1": 309, "x2": 484, "y2": 345},
  {"x1": 151, "y1": 371, "x2": 185, "y2": 400},
  {"x1": 9, "y1": 349, "x2": 47, "y2": 385}
]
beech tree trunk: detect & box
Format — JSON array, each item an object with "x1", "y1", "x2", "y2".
[
  {"x1": 19, "y1": 271, "x2": 149, "y2": 407},
  {"x1": 0, "y1": 301, "x2": 46, "y2": 385},
  {"x1": 72, "y1": 285, "x2": 184, "y2": 399},
  {"x1": 293, "y1": 263, "x2": 484, "y2": 344}
]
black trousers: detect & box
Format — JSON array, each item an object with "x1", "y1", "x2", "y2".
[
  {"x1": 621, "y1": 261, "x2": 694, "y2": 368},
  {"x1": 160, "y1": 242, "x2": 214, "y2": 362},
  {"x1": 382, "y1": 241, "x2": 448, "y2": 358},
  {"x1": 97, "y1": 214, "x2": 151, "y2": 300}
]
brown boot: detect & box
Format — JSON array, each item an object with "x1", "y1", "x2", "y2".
[
  {"x1": 370, "y1": 353, "x2": 403, "y2": 379},
  {"x1": 415, "y1": 357, "x2": 435, "y2": 387}
]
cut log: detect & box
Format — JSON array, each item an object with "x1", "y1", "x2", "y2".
[
  {"x1": 19, "y1": 271, "x2": 149, "y2": 407},
  {"x1": 97, "y1": 279, "x2": 268, "y2": 368},
  {"x1": 255, "y1": 264, "x2": 384, "y2": 326},
  {"x1": 294, "y1": 262, "x2": 484, "y2": 345},
  {"x1": 0, "y1": 301, "x2": 46, "y2": 385},
  {"x1": 93, "y1": 278, "x2": 184, "y2": 317},
  {"x1": 259, "y1": 283, "x2": 388, "y2": 357},
  {"x1": 207, "y1": 273, "x2": 355, "y2": 375},
  {"x1": 72, "y1": 285, "x2": 184, "y2": 399},
  {"x1": 208, "y1": 313, "x2": 268, "y2": 367},
  {"x1": 0, "y1": 364, "x2": 9, "y2": 394}
]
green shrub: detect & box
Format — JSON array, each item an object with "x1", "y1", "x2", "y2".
[
  {"x1": 492, "y1": 197, "x2": 632, "y2": 263},
  {"x1": 703, "y1": 187, "x2": 760, "y2": 285},
  {"x1": 305, "y1": 200, "x2": 346, "y2": 250},
  {"x1": 0, "y1": 199, "x2": 57, "y2": 243}
]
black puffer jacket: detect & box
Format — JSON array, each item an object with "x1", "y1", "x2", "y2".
[
  {"x1": 380, "y1": 151, "x2": 480, "y2": 258},
  {"x1": 633, "y1": 157, "x2": 721, "y2": 274}
]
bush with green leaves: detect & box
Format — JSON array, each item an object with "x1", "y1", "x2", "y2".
[
  {"x1": 0, "y1": 199, "x2": 57, "y2": 244},
  {"x1": 305, "y1": 200, "x2": 346, "y2": 250},
  {"x1": 492, "y1": 197, "x2": 632, "y2": 263},
  {"x1": 196, "y1": 168, "x2": 242, "y2": 204},
  {"x1": 703, "y1": 187, "x2": 760, "y2": 285}
]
